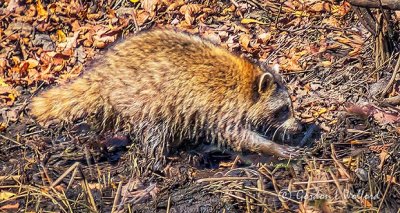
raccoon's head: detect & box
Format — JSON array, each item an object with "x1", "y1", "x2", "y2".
[{"x1": 249, "y1": 64, "x2": 302, "y2": 135}]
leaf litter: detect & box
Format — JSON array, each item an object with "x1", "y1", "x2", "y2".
[{"x1": 0, "y1": 0, "x2": 399, "y2": 212}]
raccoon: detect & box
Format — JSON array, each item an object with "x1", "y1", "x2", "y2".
[{"x1": 30, "y1": 29, "x2": 303, "y2": 164}]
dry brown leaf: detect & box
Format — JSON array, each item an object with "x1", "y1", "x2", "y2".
[
  {"x1": 54, "y1": 185, "x2": 65, "y2": 192},
  {"x1": 222, "y1": 4, "x2": 236, "y2": 15},
  {"x1": 396, "y1": 11, "x2": 400, "y2": 21},
  {"x1": 179, "y1": 4, "x2": 203, "y2": 15},
  {"x1": 26, "y1": 59, "x2": 39, "y2": 69},
  {"x1": 88, "y1": 183, "x2": 103, "y2": 190},
  {"x1": 0, "y1": 122, "x2": 7, "y2": 131},
  {"x1": 0, "y1": 191, "x2": 16, "y2": 200},
  {"x1": 378, "y1": 150, "x2": 389, "y2": 170},
  {"x1": 179, "y1": 4, "x2": 203, "y2": 25},
  {"x1": 166, "y1": 0, "x2": 185, "y2": 11},
  {"x1": 0, "y1": 202, "x2": 19, "y2": 211},
  {"x1": 279, "y1": 57, "x2": 303, "y2": 72},
  {"x1": 5, "y1": 0, "x2": 19, "y2": 13},
  {"x1": 320, "y1": 60, "x2": 332, "y2": 67},
  {"x1": 142, "y1": 0, "x2": 161, "y2": 17},
  {"x1": 332, "y1": 1, "x2": 351, "y2": 16},
  {"x1": 385, "y1": 175, "x2": 398, "y2": 184},
  {"x1": 257, "y1": 32, "x2": 272, "y2": 43},
  {"x1": 241, "y1": 18, "x2": 267, "y2": 25},
  {"x1": 360, "y1": 198, "x2": 372, "y2": 208},
  {"x1": 239, "y1": 34, "x2": 251, "y2": 50},
  {"x1": 308, "y1": 2, "x2": 331, "y2": 12},
  {"x1": 322, "y1": 16, "x2": 340, "y2": 28},
  {"x1": 56, "y1": 30, "x2": 67, "y2": 42},
  {"x1": 344, "y1": 102, "x2": 400, "y2": 125},
  {"x1": 36, "y1": 0, "x2": 48, "y2": 18},
  {"x1": 136, "y1": 10, "x2": 150, "y2": 26}
]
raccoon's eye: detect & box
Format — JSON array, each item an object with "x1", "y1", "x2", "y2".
[{"x1": 275, "y1": 105, "x2": 289, "y2": 120}]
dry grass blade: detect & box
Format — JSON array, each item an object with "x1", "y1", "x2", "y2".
[
  {"x1": 378, "y1": 164, "x2": 397, "y2": 211},
  {"x1": 196, "y1": 177, "x2": 258, "y2": 183},
  {"x1": 78, "y1": 167, "x2": 99, "y2": 212},
  {"x1": 112, "y1": 181, "x2": 123, "y2": 213},
  {"x1": 50, "y1": 162, "x2": 80, "y2": 188},
  {"x1": 381, "y1": 53, "x2": 400, "y2": 97},
  {"x1": 0, "y1": 175, "x2": 21, "y2": 182}
]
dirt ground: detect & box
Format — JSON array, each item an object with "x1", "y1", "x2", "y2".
[{"x1": 1, "y1": 0, "x2": 400, "y2": 212}]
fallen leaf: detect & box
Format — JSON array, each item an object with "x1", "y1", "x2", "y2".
[
  {"x1": 0, "y1": 202, "x2": 19, "y2": 210},
  {"x1": 0, "y1": 122, "x2": 7, "y2": 131},
  {"x1": 136, "y1": 10, "x2": 150, "y2": 26},
  {"x1": 279, "y1": 57, "x2": 303, "y2": 72},
  {"x1": 88, "y1": 183, "x2": 103, "y2": 190},
  {"x1": 257, "y1": 32, "x2": 272, "y2": 43},
  {"x1": 26, "y1": 59, "x2": 39, "y2": 69},
  {"x1": 5, "y1": 0, "x2": 19, "y2": 13},
  {"x1": 344, "y1": 102, "x2": 400, "y2": 125},
  {"x1": 54, "y1": 185, "x2": 65, "y2": 192},
  {"x1": 241, "y1": 18, "x2": 267, "y2": 25},
  {"x1": 142, "y1": 0, "x2": 161, "y2": 17},
  {"x1": 179, "y1": 4, "x2": 203, "y2": 25},
  {"x1": 239, "y1": 34, "x2": 251, "y2": 50},
  {"x1": 36, "y1": 0, "x2": 48, "y2": 18},
  {"x1": 385, "y1": 175, "x2": 398, "y2": 184},
  {"x1": 179, "y1": 4, "x2": 202, "y2": 15},
  {"x1": 0, "y1": 191, "x2": 16, "y2": 201},
  {"x1": 308, "y1": 2, "x2": 331, "y2": 12},
  {"x1": 56, "y1": 30, "x2": 67, "y2": 43},
  {"x1": 378, "y1": 150, "x2": 389, "y2": 170},
  {"x1": 166, "y1": 0, "x2": 184, "y2": 11},
  {"x1": 313, "y1": 108, "x2": 328, "y2": 117},
  {"x1": 320, "y1": 60, "x2": 332, "y2": 67},
  {"x1": 293, "y1": 11, "x2": 310, "y2": 17},
  {"x1": 360, "y1": 198, "x2": 372, "y2": 208}
]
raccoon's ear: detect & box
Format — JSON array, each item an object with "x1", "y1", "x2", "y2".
[{"x1": 258, "y1": 72, "x2": 275, "y2": 93}]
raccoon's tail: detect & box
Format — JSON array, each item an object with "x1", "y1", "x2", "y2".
[{"x1": 30, "y1": 75, "x2": 111, "y2": 124}]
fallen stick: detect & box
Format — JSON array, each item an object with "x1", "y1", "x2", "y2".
[{"x1": 348, "y1": 0, "x2": 400, "y2": 10}]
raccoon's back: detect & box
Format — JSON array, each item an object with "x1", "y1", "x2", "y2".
[{"x1": 31, "y1": 30, "x2": 257, "y2": 129}]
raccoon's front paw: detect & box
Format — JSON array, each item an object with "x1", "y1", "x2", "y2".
[{"x1": 273, "y1": 145, "x2": 303, "y2": 159}]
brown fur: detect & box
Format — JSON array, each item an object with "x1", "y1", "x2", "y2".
[{"x1": 31, "y1": 29, "x2": 303, "y2": 164}]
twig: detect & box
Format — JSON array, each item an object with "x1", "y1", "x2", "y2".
[
  {"x1": 264, "y1": 166, "x2": 289, "y2": 209},
  {"x1": 303, "y1": 170, "x2": 312, "y2": 208},
  {"x1": 166, "y1": 196, "x2": 172, "y2": 213},
  {"x1": 348, "y1": 0, "x2": 400, "y2": 10},
  {"x1": 111, "y1": 181, "x2": 123, "y2": 213},
  {"x1": 50, "y1": 162, "x2": 80, "y2": 188},
  {"x1": 328, "y1": 170, "x2": 345, "y2": 200},
  {"x1": 0, "y1": 134, "x2": 24, "y2": 147},
  {"x1": 292, "y1": 179, "x2": 350, "y2": 185},
  {"x1": 78, "y1": 167, "x2": 99, "y2": 212},
  {"x1": 0, "y1": 175, "x2": 21, "y2": 182},
  {"x1": 331, "y1": 144, "x2": 352, "y2": 179},
  {"x1": 66, "y1": 166, "x2": 78, "y2": 191},
  {"x1": 381, "y1": 53, "x2": 400, "y2": 97},
  {"x1": 378, "y1": 164, "x2": 397, "y2": 212},
  {"x1": 132, "y1": 9, "x2": 140, "y2": 33},
  {"x1": 197, "y1": 177, "x2": 258, "y2": 183},
  {"x1": 230, "y1": 0, "x2": 239, "y2": 7},
  {"x1": 383, "y1": 95, "x2": 400, "y2": 105}
]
